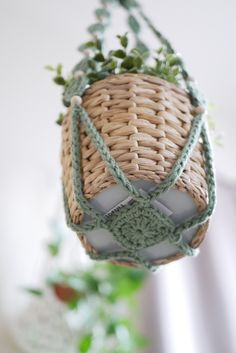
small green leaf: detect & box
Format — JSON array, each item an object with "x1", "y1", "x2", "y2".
[
  {"x1": 53, "y1": 76, "x2": 66, "y2": 85},
  {"x1": 111, "y1": 49, "x2": 126, "y2": 58},
  {"x1": 56, "y1": 63, "x2": 62, "y2": 75},
  {"x1": 172, "y1": 67, "x2": 180, "y2": 76},
  {"x1": 44, "y1": 65, "x2": 55, "y2": 71},
  {"x1": 78, "y1": 41, "x2": 96, "y2": 52},
  {"x1": 106, "y1": 321, "x2": 117, "y2": 335},
  {"x1": 87, "y1": 59, "x2": 97, "y2": 70},
  {"x1": 88, "y1": 23, "x2": 105, "y2": 34},
  {"x1": 24, "y1": 288, "x2": 44, "y2": 296},
  {"x1": 103, "y1": 59, "x2": 117, "y2": 71},
  {"x1": 117, "y1": 33, "x2": 128, "y2": 48},
  {"x1": 94, "y1": 52, "x2": 105, "y2": 62},
  {"x1": 67, "y1": 297, "x2": 80, "y2": 310},
  {"x1": 78, "y1": 334, "x2": 92, "y2": 353},
  {"x1": 121, "y1": 56, "x2": 134, "y2": 69},
  {"x1": 128, "y1": 15, "x2": 140, "y2": 33},
  {"x1": 133, "y1": 56, "x2": 143, "y2": 68},
  {"x1": 157, "y1": 47, "x2": 164, "y2": 54},
  {"x1": 121, "y1": 36, "x2": 128, "y2": 48},
  {"x1": 163, "y1": 67, "x2": 169, "y2": 75},
  {"x1": 166, "y1": 54, "x2": 180, "y2": 66},
  {"x1": 95, "y1": 8, "x2": 110, "y2": 18},
  {"x1": 56, "y1": 113, "x2": 64, "y2": 126},
  {"x1": 47, "y1": 241, "x2": 60, "y2": 255},
  {"x1": 87, "y1": 72, "x2": 100, "y2": 83},
  {"x1": 95, "y1": 38, "x2": 102, "y2": 50},
  {"x1": 87, "y1": 71, "x2": 108, "y2": 83}
]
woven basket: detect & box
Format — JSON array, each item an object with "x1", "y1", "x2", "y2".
[{"x1": 61, "y1": 73, "x2": 209, "y2": 267}]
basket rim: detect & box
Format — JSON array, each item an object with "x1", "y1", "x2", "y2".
[{"x1": 82, "y1": 71, "x2": 191, "y2": 99}]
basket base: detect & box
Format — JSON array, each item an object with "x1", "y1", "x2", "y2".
[{"x1": 82, "y1": 181, "x2": 199, "y2": 262}]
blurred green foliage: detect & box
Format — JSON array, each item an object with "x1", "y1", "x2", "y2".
[{"x1": 26, "y1": 232, "x2": 149, "y2": 353}]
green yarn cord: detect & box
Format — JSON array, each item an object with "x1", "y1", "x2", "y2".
[{"x1": 62, "y1": 0, "x2": 216, "y2": 271}]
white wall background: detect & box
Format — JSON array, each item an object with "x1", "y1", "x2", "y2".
[{"x1": 0, "y1": 0, "x2": 236, "y2": 352}]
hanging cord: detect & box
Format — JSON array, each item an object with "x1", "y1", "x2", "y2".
[
  {"x1": 116, "y1": 0, "x2": 204, "y2": 106},
  {"x1": 137, "y1": 7, "x2": 203, "y2": 107}
]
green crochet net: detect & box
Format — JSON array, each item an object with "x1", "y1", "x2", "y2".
[{"x1": 62, "y1": 0, "x2": 216, "y2": 271}]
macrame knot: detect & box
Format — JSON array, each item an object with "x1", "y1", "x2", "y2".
[
  {"x1": 108, "y1": 203, "x2": 174, "y2": 251},
  {"x1": 168, "y1": 231, "x2": 183, "y2": 245}
]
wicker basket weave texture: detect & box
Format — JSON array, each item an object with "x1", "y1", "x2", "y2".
[{"x1": 61, "y1": 73, "x2": 209, "y2": 265}]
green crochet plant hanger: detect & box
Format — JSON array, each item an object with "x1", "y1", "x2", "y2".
[{"x1": 59, "y1": 0, "x2": 216, "y2": 271}]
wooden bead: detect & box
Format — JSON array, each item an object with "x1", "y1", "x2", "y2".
[{"x1": 71, "y1": 95, "x2": 82, "y2": 106}]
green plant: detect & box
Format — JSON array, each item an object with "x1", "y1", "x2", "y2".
[
  {"x1": 26, "y1": 227, "x2": 149, "y2": 353},
  {"x1": 46, "y1": 0, "x2": 187, "y2": 125}
]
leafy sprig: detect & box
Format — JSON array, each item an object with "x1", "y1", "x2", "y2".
[
  {"x1": 46, "y1": 0, "x2": 184, "y2": 126},
  {"x1": 76, "y1": 32, "x2": 182, "y2": 85},
  {"x1": 45, "y1": 64, "x2": 67, "y2": 86}
]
